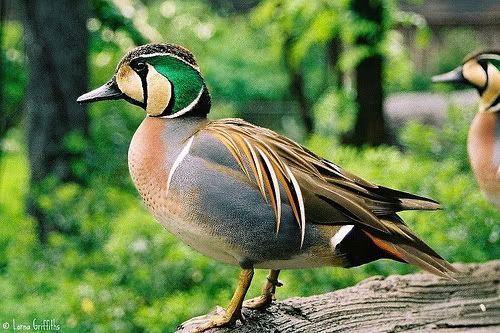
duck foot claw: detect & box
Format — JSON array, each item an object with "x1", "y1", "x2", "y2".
[{"x1": 178, "y1": 306, "x2": 243, "y2": 333}]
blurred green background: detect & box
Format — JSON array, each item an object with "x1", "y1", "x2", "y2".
[{"x1": 0, "y1": 0, "x2": 499, "y2": 332}]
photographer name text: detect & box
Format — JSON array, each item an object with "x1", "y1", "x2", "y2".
[{"x1": 2, "y1": 319, "x2": 60, "y2": 331}]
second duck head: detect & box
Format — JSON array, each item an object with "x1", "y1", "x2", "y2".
[{"x1": 432, "y1": 51, "x2": 500, "y2": 113}]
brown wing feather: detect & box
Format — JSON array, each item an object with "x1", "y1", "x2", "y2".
[
  {"x1": 200, "y1": 119, "x2": 455, "y2": 278},
  {"x1": 204, "y1": 119, "x2": 307, "y2": 246},
  {"x1": 202, "y1": 118, "x2": 441, "y2": 244}
]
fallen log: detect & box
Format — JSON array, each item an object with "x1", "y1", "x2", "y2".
[{"x1": 177, "y1": 260, "x2": 500, "y2": 332}]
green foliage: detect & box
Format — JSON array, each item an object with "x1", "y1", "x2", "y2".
[
  {"x1": 394, "y1": 9, "x2": 430, "y2": 48},
  {"x1": 434, "y1": 29, "x2": 484, "y2": 74},
  {"x1": 400, "y1": 104, "x2": 473, "y2": 172},
  {"x1": 202, "y1": 19, "x2": 288, "y2": 103},
  {"x1": 252, "y1": 0, "x2": 345, "y2": 69},
  {"x1": 1, "y1": 101, "x2": 498, "y2": 331},
  {"x1": 1, "y1": 0, "x2": 497, "y2": 331},
  {"x1": 411, "y1": 29, "x2": 487, "y2": 92},
  {"x1": 0, "y1": 22, "x2": 25, "y2": 141},
  {"x1": 383, "y1": 30, "x2": 415, "y2": 93},
  {"x1": 90, "y1": 0, "x2": 148, "y2": 46},
  {"x1": 313, "y1": 88, "x2": 357, "y2": 137}
]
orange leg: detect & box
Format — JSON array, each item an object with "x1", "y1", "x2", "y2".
[{"x1": 182, "y1": 268, "x2": 254, "y2": 333}]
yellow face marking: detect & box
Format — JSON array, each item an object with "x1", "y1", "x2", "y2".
[
  {"x1": 463, "y1": 60, "x2": 487, "y2": 88},
  {"x1": 480, "y1": 63, "x2": 500, "y2": 112},
  {"x1": 145, "y1": 65, "x2": 172, "y2": 116},
  {"x1": 116, "y1": 64, "x2": 144, "y2": 103}
]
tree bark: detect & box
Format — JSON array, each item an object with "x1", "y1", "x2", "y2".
[
  {"x1": 22, "y1": 0, "x2": 89, "y2": 242},
  {"x1": 348, "y1": 0, "x2": 388, "y2": 146},
  {"x1": 177, "y1": 260, "x2": 500, "y2": 332}
]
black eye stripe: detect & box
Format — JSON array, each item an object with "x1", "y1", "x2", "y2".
[
  {"x1": 141, "y1": 73, "x2": 148, "y2": 106},
  {"x1": 478, "y1": 60, "x2": 488, "y2": 73},
  {"x1": 131, "y1": 61, "x2": 149, "y2": 85}
]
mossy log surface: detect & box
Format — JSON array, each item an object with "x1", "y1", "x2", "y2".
[{"x1": 177, "y1": 260, "x2": 500, "y2": 332}]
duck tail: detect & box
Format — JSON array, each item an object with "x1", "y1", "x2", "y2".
[
  {"x1": 362, "y1": 220, "x2": 457, "y2": 280},
  {"x1": 374, "y1": 186, "x2": 441, "y2": 211}
]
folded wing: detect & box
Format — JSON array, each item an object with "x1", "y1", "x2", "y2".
[{"x1": 200, "y1": 118, "x2": 455, "y2": 278}]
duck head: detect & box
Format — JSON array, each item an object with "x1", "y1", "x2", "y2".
[
  {"x1": 432, "y1": 51, "x2": 500, "y2": 113},
  {"x1": 77, "y1": 43, "x2": 211, "y2": 118}
]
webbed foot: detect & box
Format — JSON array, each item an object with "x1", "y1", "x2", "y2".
[
  {"x1": 179, "y1": 268, "x2": 254, "y2": 332},
  {"x1": 179, "y1": 306, "x2": 244, "y2": 332},
  {"x1": 243, "y1": 294, "x2": 274, "y2": 309}
]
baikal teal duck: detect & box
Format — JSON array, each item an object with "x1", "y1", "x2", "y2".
[
  {"x1": 78, "y1": 43, "x2": 456, "y2": 332},
  {"x1": 433, "y1": 51, "x2": 500, "y2": 209}
]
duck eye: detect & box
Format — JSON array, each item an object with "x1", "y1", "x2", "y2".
[{"x1": 132, "y1": 61, "x2": 147, "y2": 72}]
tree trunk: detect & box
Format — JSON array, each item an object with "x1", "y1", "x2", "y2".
[
  {"x1": 290, "y1": 70, "x2": 314, "y2": 135},
  {"x1": 284, "y1": 37, "x2": 314, "y2": 135},
  {"x1": 327, "y1": 38, "x2": 342, "y2": 90},
  {"x1": 177, "y1": 260, "x2": 500, "y2": 332},
  {"x1": 348, "y1": 0, "x2": 388, "y2": 146},
  {"x1": 352, "y1": 54, "x2": 387, "y2": 145},
  {"x1": 22, "y1": 0, "x2": 89, "y2": 243}
]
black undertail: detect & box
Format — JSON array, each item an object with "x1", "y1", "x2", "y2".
[{"x1": 335, "y1": 226, "x2": 402, "y2": 268}]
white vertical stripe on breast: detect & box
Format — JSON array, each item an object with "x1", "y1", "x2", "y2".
[
  {"x1": 331, "y1": 225, "x2": 354, "y2": 249},
  {"x1": 166, "y1": 136, "x2": 194, "y2": 195}
]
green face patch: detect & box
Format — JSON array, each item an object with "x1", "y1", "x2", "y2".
[
  {"x1": 490, "y1": 59, "x2": 500, "y2": 71},
  {"x1": 148, "y1": 55, "x2": 204, "y2": 115}
]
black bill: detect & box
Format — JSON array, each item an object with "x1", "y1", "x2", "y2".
[{"x1": 77, "y1": 78, "x2": 122, "y2": 104}]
